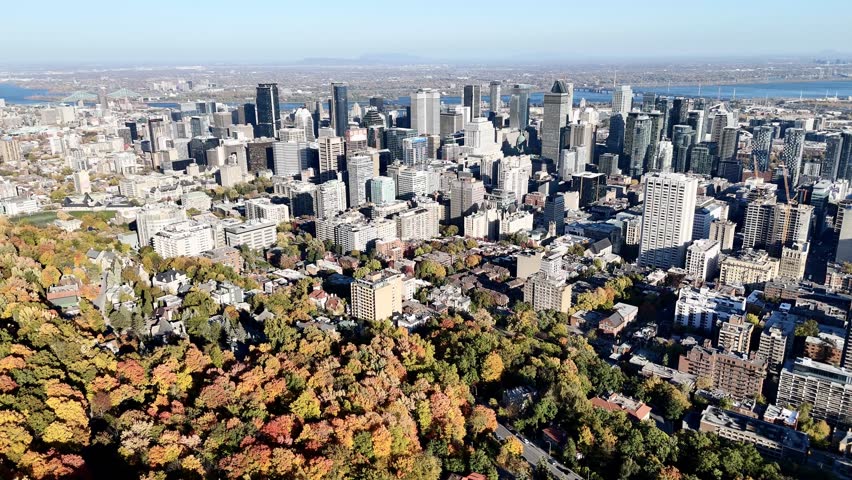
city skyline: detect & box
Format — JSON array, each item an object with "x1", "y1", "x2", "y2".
[{"x1": 2, "y1": 0, "x2": 851, "y2": 64}]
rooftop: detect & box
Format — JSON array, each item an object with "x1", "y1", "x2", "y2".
[{"x1": 700, "y1": 406, "x2": 809, "y2": 453}]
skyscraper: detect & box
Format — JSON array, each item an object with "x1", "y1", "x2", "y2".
[
  {"x1": 624, "y1": 113, "x2": 653, "y2": 177},
  {"x1": 509, "y1": 84, "x2": 532, "y2": 130},
  {"x1": 369, "y1": 96, "x2": 384, "y2": 113},
  {"x1": 402, "y1": 136, "x2": 429, "y2": 166},
  {"x1": 410, "y1": 89, "x2": 441, "y2": 135},
  {"x1": 255, "y1": 83, "x2": 281, "y2": 138},
  {"x1": 346, "y1": 154, "x2": 374, "y2": 208},
  {"x1": 782, "y1": 128, "x2": 805, "y2": 186},
  {"x1": 672, "y1": 125, "x2": 696, "y2": 173},
  {"x1": 318, "y1": 136, "x2": 345, "y2": 181},
  {"x1": 718, "y1": 126, "x2": 739, "y2": 163},
  {"x1": 689, "y1": 144, "x2": 712, "y2": 175},
  {"x1": 330, "y1": 82, "x2": 349, "y2": 137},
  {"x1": 752, "y1": 125, "x2": 774, "y2": 172},
  {"x1": 317, "y1": 179, "x2": 347, "y2": 218},
  {"x1": 668, "y1": 97, "x2": 689, "y2": 138},
  {"x1": 611, "y1": 85, "x2": 633, "y2": 115},
  {"x1": 385, "y1": 128, "x2": 417, "y2": 161},
  {"x1": 544, "y1": 194, "x2": 566, "y2": 235},
  {"x1": 369, "y1": 176, "x2": 396, "y2": 204},
  {"x1": 641, "y1": 92, "x2": 656, "y2": 113},
  {"x1": 638, "y1": 173, "x2": 699, "y2": 269},
  {"x1": 606, "y1": 113, "x2": 625, "y2": 155},
  {"x1": 272, "y1": 141, "x2": 308, "y2": 177},
  {"x1": 450, "y1": 176, "x2": 485, "y2": 219},
  {"x1": 463, "y1": 84, "x2": 482, "y2": 119},
  {"x1": 824, "y1": 133, "x2": 842, "y2": 180},
  {"x1": 541, "y1": 80, "x2": 574, "y2": 162},
  {"x1": 834, "y1": 131, "x2": 852, "y2": 182},
  {"x1": 742, "y1": 199, "x2": 813, "y2": 256},
  {"x1": 489, "y1": 81, "x2": 501, "y2": 114}
]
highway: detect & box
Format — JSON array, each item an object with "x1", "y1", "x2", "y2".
[{"x1": 495, "y1": 423, "x2": 584, "y2": 480}]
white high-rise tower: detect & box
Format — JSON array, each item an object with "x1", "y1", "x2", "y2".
[{"x1": 638, "y1": 172, "x2": 699, "y2": 269}]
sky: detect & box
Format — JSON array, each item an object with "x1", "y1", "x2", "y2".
[{"x1": 2, "y1": 0, "x2": 851, "y2": 65}]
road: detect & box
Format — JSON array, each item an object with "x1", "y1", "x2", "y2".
[{"x1": 495, "y1": 423, "x2": 584, "y2": 480}]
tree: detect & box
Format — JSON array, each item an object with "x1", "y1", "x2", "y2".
[
  {"x1": 503, "y1": 436, "x2": 523, "y2": 457},
  {"x1": 416, "y1": 260, "x2": 446, "y2": 282},
  {"x1": 480, "y1": 352, "x2": 504, "y2": 382},
  {"x1": 290, "y1": 389, "x2": 321, "y2": 420},
  {"x1": 794, "y1": 319, "x2": 819, "y2": 338},
  {"x1": 441, "y1": 225, "x2": 459, "y2": 237}
]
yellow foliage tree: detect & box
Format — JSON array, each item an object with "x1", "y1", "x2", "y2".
[{"x1": 481, "y1": 352, "x2": 504, "y2": 382}]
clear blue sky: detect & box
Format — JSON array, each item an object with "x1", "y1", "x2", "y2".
[{"x1": 3, "y1": 0, "x2": 850, "y2": 64}]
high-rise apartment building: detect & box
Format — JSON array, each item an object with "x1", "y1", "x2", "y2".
[
  {"x1": 317, "y1": 179, "x2": 347, "y2": 219},
  {"x1": 523, "y1": 271, "x2": 573, "y2": 313},
  {"x1": 782, "y1": 128, "x2": 805, "y2": 186},
  {"x1": 224, "y1": 221, "x2": 277, "y2": 250},
  {"x1": 152, "y1": 221, "x2": 216, "y2": 259},
  {"x1": 678, "y1": 343, "x2": 767, "y2": 401},
  {"x1": 624, "y1": 113, "x2": 653, "y2": 177},
  {"x1": 776, "y1": 358, "x2": 852, "y2": 427},
  {"x1": 717, "y1": 315, "x2": 754, "y2": 355},
  {"x1": 73, "y1": 170, "x2": 91, "y2": 194},
  {"x1": 318, "y1": 136, "x2": 345, "y2": 181},
  {"x1": 350, "y1": 269, "x2": 404, "y2": 321},
  {"x1": 369, "y1": 176, "x2": 396, "y2": 204},
  {"x1": 742, "y1": 199, "x2": 812, "y2": 256},
  {"x1": 752, "y1": 125, "x2": 774, "y2": 172},
  {"x1": 685, "y1": 239, "x2": 721, "y2": 281},
  {"x1": 136, "y1": 206, "x2": 186, "y2": 247},
  {"x1": 638, "y1": 173, "x2": 698, "y2": 269},
  {"x1": 245, "y1": 198, "x2": 290, "y2": 224},
  {"x1": 450, "y1": 176, "x2": 485, "y2": 219}
]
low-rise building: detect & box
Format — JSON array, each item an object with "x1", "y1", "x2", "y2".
[
  {"x1": 698, "y1": 406, "x2": 809, "y2": 462},
  {"x1": 201, "y1": 246, "x2": 242, "y2": 274},
  {"x1": 591, "y1": 393, "x2": 652, "y2": 421},
  {"x1": 803, "y1": 333, "x2": 845, "y2": 366},
  {"x1": 599, "y1": 302, "x2": 638, "y2": 336}
]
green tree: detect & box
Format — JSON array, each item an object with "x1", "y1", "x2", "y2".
[{"x1": 794, "y1": 319, "x2": 819, "y2": 337}]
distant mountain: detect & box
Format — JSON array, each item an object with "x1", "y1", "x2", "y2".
[{"x1": 297, "y1": 53, "x2": 431, "y2": 65}]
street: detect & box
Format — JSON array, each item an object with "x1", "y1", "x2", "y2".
[{"x1": 495, "y1": 423, "x2": 584, "y2": 480}]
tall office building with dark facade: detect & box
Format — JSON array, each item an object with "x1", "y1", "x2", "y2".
[
  {"x1": 255, "y1": 84, "x2": 280, "y2": 138},
  {"x1": 463, "y1": 84, "x2": 482, "y2": 119},
  {"x1": 541, "y1": 80, "x2": 573, "y2": 162},
  {"x1": 331, "y1": 82, "x2": 349, "y2": 137}
]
